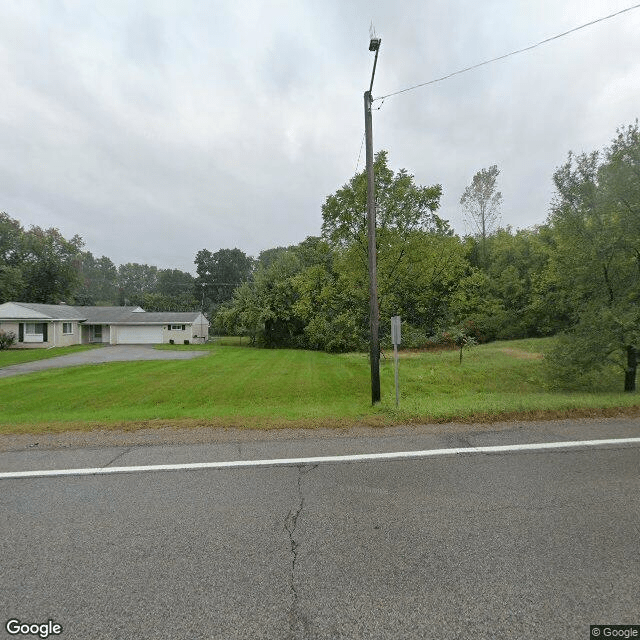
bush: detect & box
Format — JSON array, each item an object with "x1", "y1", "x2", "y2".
[
  {"x1": 380, "y1": 323, "x2": 428, "y2": 350},
  {"x1": 543, "y1": 329, "x2": 621, "y2": 392},
  {"x1": 428, "y1": 325, "x2": 477, "y2": 362},
  {"x1": 0, "y1": 330, "x2": 17, "y2": 350}
]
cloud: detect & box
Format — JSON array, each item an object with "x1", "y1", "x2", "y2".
[{"x1": 0, "y1": 0, "x2": 639, "y2": 272}]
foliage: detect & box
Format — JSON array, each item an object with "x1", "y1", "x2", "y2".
[
  {"x1": 74, "y1": 252, "x2": 119, "y2": 305},
  {"x1": 0, "y1": 330, "x2": 16, "y2": 350},
  {"x1": 321, "y1": 150, "x2": 446, "y2": 250},
  {"x1": 157, "y1": 269, "x2": 195, "y2": 298},
  {"x1": 543, "y1": 122, "x2": 640, "y2": 391},
  {"x1": 3, "y1": 122, "x2": 639, "y2": 372},
  {"x1": 454, "y1": 227, "x2": 560, "y2": 341},
  {"x1": 0, "y1": 212, "x2": 84, "y2": 304},
  {"x1": 194, "y1": 247, "x2": 254, "y2": 313},
  {"x1": 460, "y1": 165, "x2": 502, "y2": 264},
  {"x1": 117, "y1": 263, "x2": 159, "y2": 305}
]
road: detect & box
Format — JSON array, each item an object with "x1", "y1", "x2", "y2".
[
  {"x1": 0, "y1": 345, "x2": 208, "y2": 379},
  {"x1": 1, "y1": 418, "x2": 639, "y2": 639}
]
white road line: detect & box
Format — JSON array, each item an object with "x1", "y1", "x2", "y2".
[{"x1": 1, "y1": 437, "x2": 639, "y2": 480}]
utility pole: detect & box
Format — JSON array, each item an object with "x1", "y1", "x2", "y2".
[{"x1": 365, "y1": 33, "x2": 381, "y2": 404}]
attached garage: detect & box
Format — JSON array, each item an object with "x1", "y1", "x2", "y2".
[
  {"x1": 0, "y1": 304, "x2": 210, "y2": 348},
  {"x1": 115, "y1": 325, "x2": 163, "y2": 344}
]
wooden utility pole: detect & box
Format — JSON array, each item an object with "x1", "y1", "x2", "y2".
[{"x1": 365, "y1": 35, "x2": 381, "y2": 405}]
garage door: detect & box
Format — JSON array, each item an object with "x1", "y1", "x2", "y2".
[{"x1": 116, "y1": 325, "x2": 163, "y2": 344}]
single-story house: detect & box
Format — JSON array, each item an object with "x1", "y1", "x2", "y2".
[{"x1": 0, "y1": 302, "x2": 210, "y2": 347}]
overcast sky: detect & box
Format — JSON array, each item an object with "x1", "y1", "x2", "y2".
[{"x1": 1, "y1": 1, "x2": 639, "y2": 273}]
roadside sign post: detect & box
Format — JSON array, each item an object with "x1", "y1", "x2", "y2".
[{"x1": 391, "y1": 316, "x2": 401, "y2": 407}]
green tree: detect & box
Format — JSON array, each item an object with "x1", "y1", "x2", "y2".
[
  {"x1": 460, "y1": 165, "x2": 502, "y2": 265},
  {"x1": 217, "y1": 155, "x2": 469, "y2": 353},
  {"x1": 1, "y1": 212, "x2": 87, "y2": 304},
  {"x1": 545, "y1": 123, "x2": 640, "y2": 391},
  {"x1": 20, "y1": 227, "x2": 83, "y2": 303},
  {"x1": 257, "y1": 246, "x2": 289, "y2": 269},
  {"x1": 215, "y1": 247, "x2": 306, "y2": 347},
  {"x1": 321, "y1": 151, "x2": 458, "y2": 345},
  {"x1": 194, "y1": 248, "x2": 254, "y2": 311},
  {"x1": 117, "y1": 263, "x2": 159, "y2": 305},
  {"x1": 322, "y1": 150, "x2": 444, "y2": 250},
  {"x1": 75, "y1": 252, "x2": 118, "y2": 305},
  {"x1": 138, "y1": 292, "x2": 199, "y2": 312},
  {"x1": 0, "y1": 212, "x2": 24, "y2": 267}
]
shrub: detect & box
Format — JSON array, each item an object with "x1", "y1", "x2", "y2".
[
  {"x1": 430, "y1": 325, "x2": 477, "y2": 362},
  {"x1": 0, "y1": 330, "x2": 17, "y2": 350},
  {"x1": 380, "y1": 323, "x2": 428, "y2": 350}
]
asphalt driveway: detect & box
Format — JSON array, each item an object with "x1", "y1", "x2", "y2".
[{"x1": 0, "y1": 345, "x2": 209, "y2": 379}]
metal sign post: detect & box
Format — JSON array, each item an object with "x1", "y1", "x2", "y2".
[{"x1": 391, "y1": 316, "x2": 401, "y2": 407}]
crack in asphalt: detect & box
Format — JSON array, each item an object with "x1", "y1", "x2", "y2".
[
  {"x1": 103, "y1": 447, "x2": 132, "y2": 467},
  {"x1": 284, "y1": 464, "x2": 317, "y2": 639}
]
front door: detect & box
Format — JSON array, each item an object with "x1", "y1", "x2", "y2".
[{"x1": 91, "y1": 325, "x2": 103, "y2": 342}]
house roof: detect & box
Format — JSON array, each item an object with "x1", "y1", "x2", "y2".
[
  {"x1": 0, "y1": 302, "x2": 87, "y2": 321},
  {"x1": 80, "y1": 306, "x2": 145, "y2": 323},
  {"x1": 0, "y1": 302, "x2": 207, "y2": 325},
  {"x1": 118, "y1": 312, "x2": 206, "y2": 325}
]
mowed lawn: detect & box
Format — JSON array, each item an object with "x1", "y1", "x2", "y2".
[
  {"x1": 0, "y1": 338, "x2": 639, "y2": 434},
  {"x1": 0, "y1": 344, "x2": 99, "y2": 366}
]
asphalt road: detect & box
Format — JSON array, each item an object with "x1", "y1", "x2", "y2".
[
  {"x1": 0, "y1": 345, "x2": 209, "y2": 378},
  {"x1": 1, "y1": 419, "x2": 639, "y2": 640}
]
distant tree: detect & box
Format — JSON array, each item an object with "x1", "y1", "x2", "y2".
[
  {"x1": 157, "y1": 269, "x2": 195, "y2": 298},
  {"x1": 468, "y1": 227, "x2": 558, "y2": 340},
  {"x1": 0, "y1": 265, "x2": 24, "y2": 303},
  {"x1": 117, "y1": 263, "x2": 158, "y2": 305},
  {"x1": 0, "y1": 212, "x2": 24, "y2": 268},
  {"x1": 20, "y1": 227, "x2": 83, "y2": 303},
  {"x1": 138, "y1": 292, "x2": 199, "y2": 312},
  {"x1": 257, "y1": 246, "x2": 289, "y2": 269},
  {"x1": 1, "y1": 212, "x2": 86, "y2": 303},
  {"x1": 460, "y1": 165, "x2": 502, "y2": 264},
  {"x1": 194, "y1": 248, "x2": 254, "y2": 310},
  {"x1": 75, "y1": 252, "x2": 118, "y2": 305}
]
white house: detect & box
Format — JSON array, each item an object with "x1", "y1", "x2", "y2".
[{"x1": 0, "y1": 302, "x2": 210, "y2": 347}]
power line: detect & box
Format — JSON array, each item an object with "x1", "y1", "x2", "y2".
[
  {"x1": 354, "y1": 100, "x2": 386, "y2": 175},
  {"x1": 374, "y1": 3, "x2": 640, "y2": 102},
  {"x1": 355, "y1": 131, "x2": 365, "y2": 175}
]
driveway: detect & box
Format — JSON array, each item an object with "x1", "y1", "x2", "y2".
[{"x1": 0, "y1": 345, "x2": 209, "y2": 379}]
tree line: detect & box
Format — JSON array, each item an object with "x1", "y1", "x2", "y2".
[
  {"x1": 1, "y1": 121, "x2": 638, "y2": 389},
  {"x1": 214, "y1": 123, "x2": 640, "y2": 391},
  {"x1": 0, "y1": 217, "x2": 258, "y2": 312}
]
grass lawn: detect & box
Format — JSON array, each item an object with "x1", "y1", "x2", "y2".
[
  {"x1": 0, "y1": 337, "x2": 638, "y2": 434},
  {"x1": 0, "y1": 344, "x2": 100, "y2": 367}
]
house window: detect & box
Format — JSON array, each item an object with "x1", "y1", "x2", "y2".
[
  {"x1": 25, "y1": 323, "x2": 43, "y2": 336},
  {"x1": 23, "y1": 322, "x2": 46, "y2": 343},
  {"x1": 63, "y1": 322, "x2": 73, "y2": 334},
  {"x1": 170, "y1": 325, "x2": 186, "y2": 331}
]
